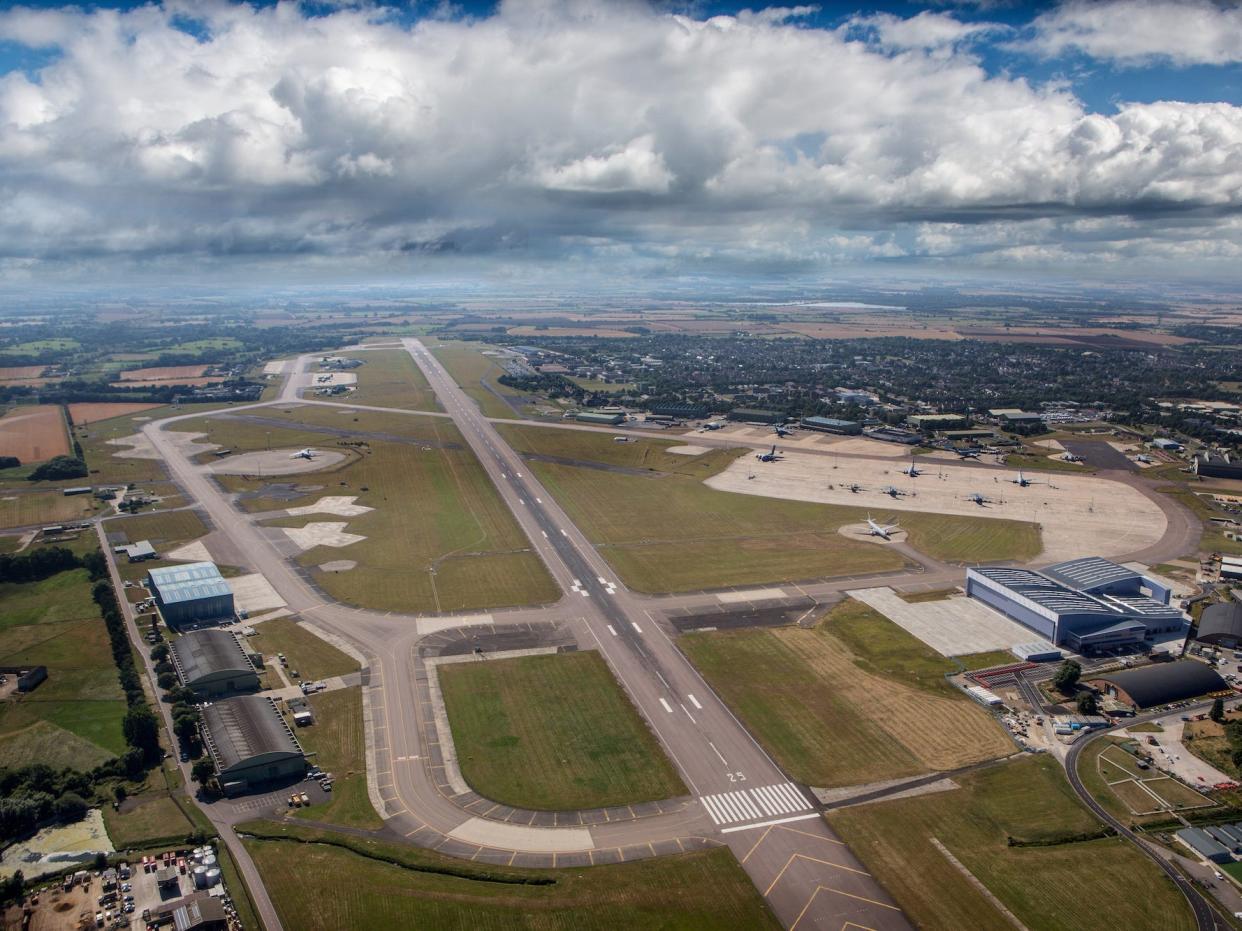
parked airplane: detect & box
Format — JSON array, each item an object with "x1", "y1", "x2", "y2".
[
  {"x1": 1060, "y1": 452, "x2": 1085, "y2": 463},
  {"x1": 290, "y1": 448, "x2": 316, "y2": 460},
  {"x1": 865, "y1": 515, "x2": 900, "y2": 540},
  {"x1": 701, "y1": 421, "x2": 725, "y2": 431},
  {"x1": 881, "y1": 485, "x2": 912, "y2": 498},
  {"x1": 1010, "y1": 469, "x2": 1043, "y2": 487},
  {"x1": 847, "y1": 483, "x2": 864, "y2": 493},
  {"x1": 900, "y1": 458, "x2": 923, "y2": 478},
  {"x1": 773, "y1": 424, "x2": 793, "y2": 438},
  {"x1": 963, "y1": 492, "x2": 994, "y2": 506},
  {"x1": 955, "y1": 448, "x2": 983, "y2": 460},
  {"x1": 756, "y1": 445, "x2": 782, "y2": 462}
]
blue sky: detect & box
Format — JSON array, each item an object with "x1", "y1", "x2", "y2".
[{"x1": 0, "y1": 0, "x2": 1239, "y2": 292}]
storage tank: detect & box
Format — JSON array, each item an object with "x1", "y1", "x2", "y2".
[
  {"x1": 202, "y1": 853, "x2": 217, "y2": 868},
  {"x1": 192, "y1": 866, "x2": 208, "y2": 889},
  {"x1": 204, "y1": 867, "x2": 221, "y2": 887}
]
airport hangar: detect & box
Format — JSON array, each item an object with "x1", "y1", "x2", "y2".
[
  {"x1": 1194, "y1": 602, "x2": 1242, "y2": 649},
  {"x1": 965, "y1": 557, "x2": 1185, "y2": 654},
  {"x1": 147, "y1": 562, "x2": 235, "y2": 629},
  {"x1": 200, "y1": 694, "x2": 306, "y2": 797},
  {"x1": 170, "y1": 629, "x2": 260, "y2": 698}
]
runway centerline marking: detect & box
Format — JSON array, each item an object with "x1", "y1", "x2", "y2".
[
  {"x1": 687, "y1": 693, "x2": 703, "y2": 709},
  {"x1": 632, "y1": 622, "x2": 643, "y2": 634},
  {"x1": 607, "y1": 625, "x2": 617, "y2": 636}
]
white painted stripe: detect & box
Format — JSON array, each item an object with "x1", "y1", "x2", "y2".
[
  {"x1": 700, "y1": 795, "x2": 728, "y2": 825},
  {"x1": 687, "y1": 694, "x2": 703, "y2": 710},
  {"x1": 607, "y1": 625, "x2": 617, "y2": 636},
  {"x1": 719, "y1": 812, "x2": 820, "y2": 834},
  {"x1": 631, "y1": 622, "x2": 643, "y2": 634},
  {"x1": 715, "y1": 793, "x2": 745, "y2": 823},
  {"x1": 536, "y1": 497, "x2": 543, "y2": 503},
  {"x1": 580, "y1": 590, "x2": 590, "y2": 598},
  {"x1": 561, "y1": 529, "x2": 568, "y2": 536},
  {"x1": 773, "y1": 782, "x2": 810, "y2": 811},
  {"x1": 597, "y1": 577, "x2": 606, "y2": 584},
  {"x1": 751, "y1": 786, "x2": 781, "y2": 815},
  {"x1": 770, "y1": 785, "x2": 801, "y2": 814},
  {"x1": 733, "y1": 791, "x2": 762, "y2": 820},
  {"x1": 541, "y1": 530, "x2": 548, "y2": 538},
  {"x1": 659, "y1": 698, "x2": 674, "y2": 713}
]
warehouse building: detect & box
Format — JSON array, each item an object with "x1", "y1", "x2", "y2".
[
  {"x1": 1195, "y1": 452, "x2": 1242, "y2": 481},
  {"x1": 965, "y1": 557, "x2": 1185, "y2": 652},
  {"x1": 727, "y1": 408, "x2": 784, "y2": 424},
  {"x1": 1195, "y1": 603, "x2": 1242, "y2": 649},
  {"x1": 800, "y1": 416, "x2": 862, "y2": 435},
  {"x1": 1175, "y1": 827, "x2": 1232, "y2": 864},
  {"x1": 574, "y1": 411, "x2": 624, "y2": 425},
  {"x1": 907, "y1": 413, "x2": 969, "y2": 431},
  {"x1": 200, "y1": 695, "x2": 305, "y2": 797},
  {"x1": 147, "y1": 563, "x2": 235, "y2": 629},
  {"x1": 1086, "y1": 660, "x2": 1228, "y2": 710},
  {"x1": 169, "y1": 629, "x2": 259, "y2": 698},
  {"x1": 646, "y1": 402, "x2": 708, "y2": 419}
]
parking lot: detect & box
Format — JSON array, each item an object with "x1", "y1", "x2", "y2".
[{"x1": 847, "y1": 586, "x2": 1046, "y2": 656}]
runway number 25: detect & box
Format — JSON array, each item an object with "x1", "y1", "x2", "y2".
[{"x1": 727, "y1": 771, "x2": 747, "y2": 783}]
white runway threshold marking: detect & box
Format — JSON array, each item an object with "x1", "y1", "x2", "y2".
[
  {"x1": 659, "y1": 698, "x2": 674, "y2": 713},
  {"x1": 687, "y1": 694, "x2": 703, "y2": 710},
  {"x1": 631, "y1": 622, "x2": 643, "y2": 634},
  {"x1": 699, "y1": 782, "x2": 813, "y2": 826}
]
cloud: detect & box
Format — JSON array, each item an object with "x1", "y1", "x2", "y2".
[
  {"x1": 0, "y1": 0, "x2": 1239, "y2": 286},
  {"x1": 1024, "y1": 0, "x2": 1242, "y2": 67}
]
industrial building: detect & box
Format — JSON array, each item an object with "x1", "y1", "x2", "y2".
[
  {"x1": 574, "y1": 411, "x2": 623, "y2": 425},
  {"x1": 147, "y1": 562, "x2": 235, "y2": 629},
  {"x1": 907, "y1": 413, "x2": 969, "y2": 431},
  {"x1": 1086, "y1": 660, "x2": 1228, "y2": 710},
  {"x1": 1195, "y1": 452, "x2": 1242, "y2": 481},
  {"x1": 199, "y1": 695, "x2": 306, "y2": 796},
  {"x1": 727, "y1": 408, "x2": 784, "y2": 424},
  {"x1": 1175, "y1": 827, "x2": 1232, "y2": 864},
  {"x1": 965, "y1": 557, "x2": 1185, "y2": 652},
  {"x1": 169, "y1": 629, "x2": 260, "y2": 698},
  {"x1": 865, "y1": 427, "x2": 921, "y2": 445},
  {"x1": 833, "y1": 388, "x2": 878, "y2": 407},
  {"x1": 800, "y1": 416, "x2": 862, "y2": 435},
  {"x1": 646, "y1": 402, "x2": 708, "y2": 419},
  {"x1": 1196, "y1": 602, "x2": 1242, "y2": 648},
  {"x1": 113, "y1": 540, "x2": 157, "y2": 562}
]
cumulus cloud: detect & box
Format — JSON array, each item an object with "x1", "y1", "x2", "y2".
[
  {"x1": 1024, "y1": 0, "x2": 1242, "y2": 67},
  {"x1": 0, "y1": 0, "x2": 1239, "y2": 286}
]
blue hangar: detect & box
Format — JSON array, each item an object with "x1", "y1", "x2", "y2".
[{"x1": 966, "y1": 557, "x2": 1185, "y2": 653}]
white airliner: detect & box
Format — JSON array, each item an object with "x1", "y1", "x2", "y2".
[
  {"x1": 290, "y1": 448, "x2": 316, "y2": 460},
  {"x1": 900, "y1": 458, "x2": 922, "y2": 478},
  {"x1": 1010, "y1": 469, "x2": 1041, "y2": 487},
  {"x1": 865, "y1": 515, "x2": 900, "y2": 540}
]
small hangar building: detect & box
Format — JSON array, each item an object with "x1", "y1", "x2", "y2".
[
  {"x1": 1086, "y1": 660, "x2": 1228, "y2": 710},
  {"x1": 1195, "y1": 603, "x2": 1242, "y2": 649},
  {"x1": 966, "y1": 557, "x2": 1185, "y2": 653},
  {"x1": 200, "y1": 695, "x2": 306, "y2": 796},
  {"x1": 169, "y1": 629, "x2": 259, "y2": 698},
  {"x1": 147, "y1": 562, "x2": 235, "y2": 629}
]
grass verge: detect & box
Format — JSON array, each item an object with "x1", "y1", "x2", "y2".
[{"x1": 287, "y1": 687, "x2": 382, "y2": 830}]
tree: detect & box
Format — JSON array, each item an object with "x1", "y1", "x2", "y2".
[
  {"x1": 122, "y1": 706, "x2": 160, "y2": 763},
  {"x1": 1211, "y1": 697, "x2": 1226, "y2": 723},
  {"x1": 26, "y1": 455, "x2": 88, "y2": 482},
  {"x1": 53, "y1": 793, "x2": 87, "y2": 823},
  {"x1": 93, "y1": 852, "x2": 108, "y2": 872},
  {"x1": 1053, "y1": 660, "x2": 1082, "y2": 694},
  {"x1": 1076, "y1": 692, "x2": 1099, "y2": 716},
  {"x1": 0, "y1": 870, "x2": 23, "y2": 905},
  {"x1": 191, "y1": 759, "x2": 215, "y2": 785}
]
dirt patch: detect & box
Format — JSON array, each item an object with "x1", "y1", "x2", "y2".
[{"x1": 0, "y1": 405, "x2": 70, "y2": 462}]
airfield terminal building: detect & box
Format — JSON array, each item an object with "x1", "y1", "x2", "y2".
[
  {"x1": 965, "y1": 557, "x2": 1185, "y2": 653},
  {"x1": 147, "y1": 562, "x2": 235, "y2": 629},
  {"x1": 200, "y1": 695, "x2": 305, "y2": 797},
  {"x1": 169, "y1": 629, "x2": 259, "y2": 698}
]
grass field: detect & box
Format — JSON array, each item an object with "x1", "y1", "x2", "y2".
[
  {"x1": 288, "y1": 687, "x2": 381, "y2": 830},
  {"x1": 73, "y1": 402, "x2": 228, "y2": 486},
  {"x1": 0, "y1": 569, "x2": 127, "y2": 759},
  {"x1": 243, "y1": 820, "x2": 778, "y2": 931},
  {"x1": 427, "y1": 339, "x2": 529, "y2": 419},
  {"x1": 188, "y1": 408, "x2": 557, "y2": 613},
  {"x1": 341, "y1": 349, "x2": 440, "y2": 412},
  {"x1": 248, "y1": 618, "x2": 359, "y2": 681},
  {"x1": 107, "y1": 508, "x2": 208, "y2": 545},
  {"x1": 440, "y1": 651, "x2": 685, "y2": 810},
  {"x1": 1073, "y1": 737, "x2": 1212, "y2": 827},
  {"x1": 681, "y1": 601, "x2": 1013, "y2": 787},
  {"x1": 1003, "y1": 451, "x2": 1097, "y2": 474},
  {"x1": 828, "y1": 756, "x2": 1194, "y2": 931},
  {"x1": 499, "y1": 424, "x2": 1039, "y2": 590},
  {"x1": 0, "y1": 404, "x2": 70, "y2": 463},
  {"x1": 103, "y1": 794, "x2": 197, "y2": 848},
  {"x1": 0, "y1": 491, "x2": 98, "y2": 529},
  {"x1": 1181, "y1": 712, "x2": 1242, "y2": 780}
]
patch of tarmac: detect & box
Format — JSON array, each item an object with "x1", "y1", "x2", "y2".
[
  {"x1": 420, "y1": 622, "x2": 578, "y2": 659},
  {"x1": 1061, "y1": 439, "x2": 1137, "y2": 471},
  {"x1": 837, "y1": 521, "x2": 908, "y2": 544},
  {"x1": 666, "y1": 599, "x2": 819, "y2": 632},
  {"x1": 214, "y1": 412, "x2": 461, "y2": 450},
  {"x1": 318, "y1": 560, "x2": 357, "y2": 572},
  {"x1": 205, "y1": 448, "x2": 349, "y2": 475},
  {"x1": 520, "y1": 452, "x2": 666, "y2": 477},
  {"x1": 667, "y1": 444, "x2": 712, "y2": 456},
  {"x1": 281, "y1": 521, "x2": 366, "y2": 550}
]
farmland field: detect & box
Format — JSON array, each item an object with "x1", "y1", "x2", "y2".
[
  {"x1": 440, "y1": 651, "x2": 685, "y2": 810},
  {"x1": 828, "y1": 756, "x2": 1194, "y2": 931},
  {"x1": 340, "y1": 349, "x2": 440, "y2": 412},
  {"x1": 112, "y1": 376, "x2": 226, "y2": 388},
  {"x1": 243, "y1": 821, "x2": 778, "y2": 931},
  {"x1": 0, "y1": 568, "x2": 127, "y2": 760},
  {"x1": 118, "y1": 364, "x2": 210, "y2": 381},
  {"x1": 0, "y1": 405, "x2": 70, "y2": 463},
  {"x1": 248, "y1": 618, "x2": 359, "y2": 681},
  {"x1": 68, "y1": 402, "x2": 163, "y2": 425},
  {"x1": 288, "y1": 687, "x2": 380, "y2": 830},
  {"x1": 184, "y1": 408, "x2": 558, "y2": 613},
  {"x1": 682, "y1": 600, "x2": 1013, "y2": 787},
  {"x1": 0, "y1": 491, "x2": 97, "y2": 529}
]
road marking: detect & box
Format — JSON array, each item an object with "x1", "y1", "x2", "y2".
[
  {"x1": 560, "y1": 529, "x2": 568, "y2": 536},
  {"x1": 631, "y1": 622, "x2": 643, "y2": 634},
  {"x1": 517, "y1": 472, "x2": 523, "y2": 478},
  {"x1": 680, "y1": 703, "x2": 696, "y2": 723},
  {"x1": 687, "y1": 694, "x2": 703, "y2": 710},
  {"x1": 541, "y1": 530, "x2": 548, "y2": 538},
  {"x1": 536, "y1": 497, "x2": 542, "y2": 503},
  {"x1": 597, "y1": 576, "x2": 606, "y2": 584},
  {"x1": 580, "y1": 590, "x2": 590, "y2": 598},
  {"x1": 607, "y1": 625, "x2": 617, "y2": 636},
  {"x1": 699, "y1": 782, "x2": 813, "y2": 826},
  {"x1": 659, "y1": 698, "x2": 674, "y2": 713},
  {"x1": 708, "y1": 741, "x2": 728, "y2": 766},
  {"x1": 519, "y1": 498, "x2": 525, "y2": 505}
]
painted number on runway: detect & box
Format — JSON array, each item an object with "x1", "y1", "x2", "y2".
[{"x1": 699, "y1": 782, "x2": 812, "y2": 826}]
